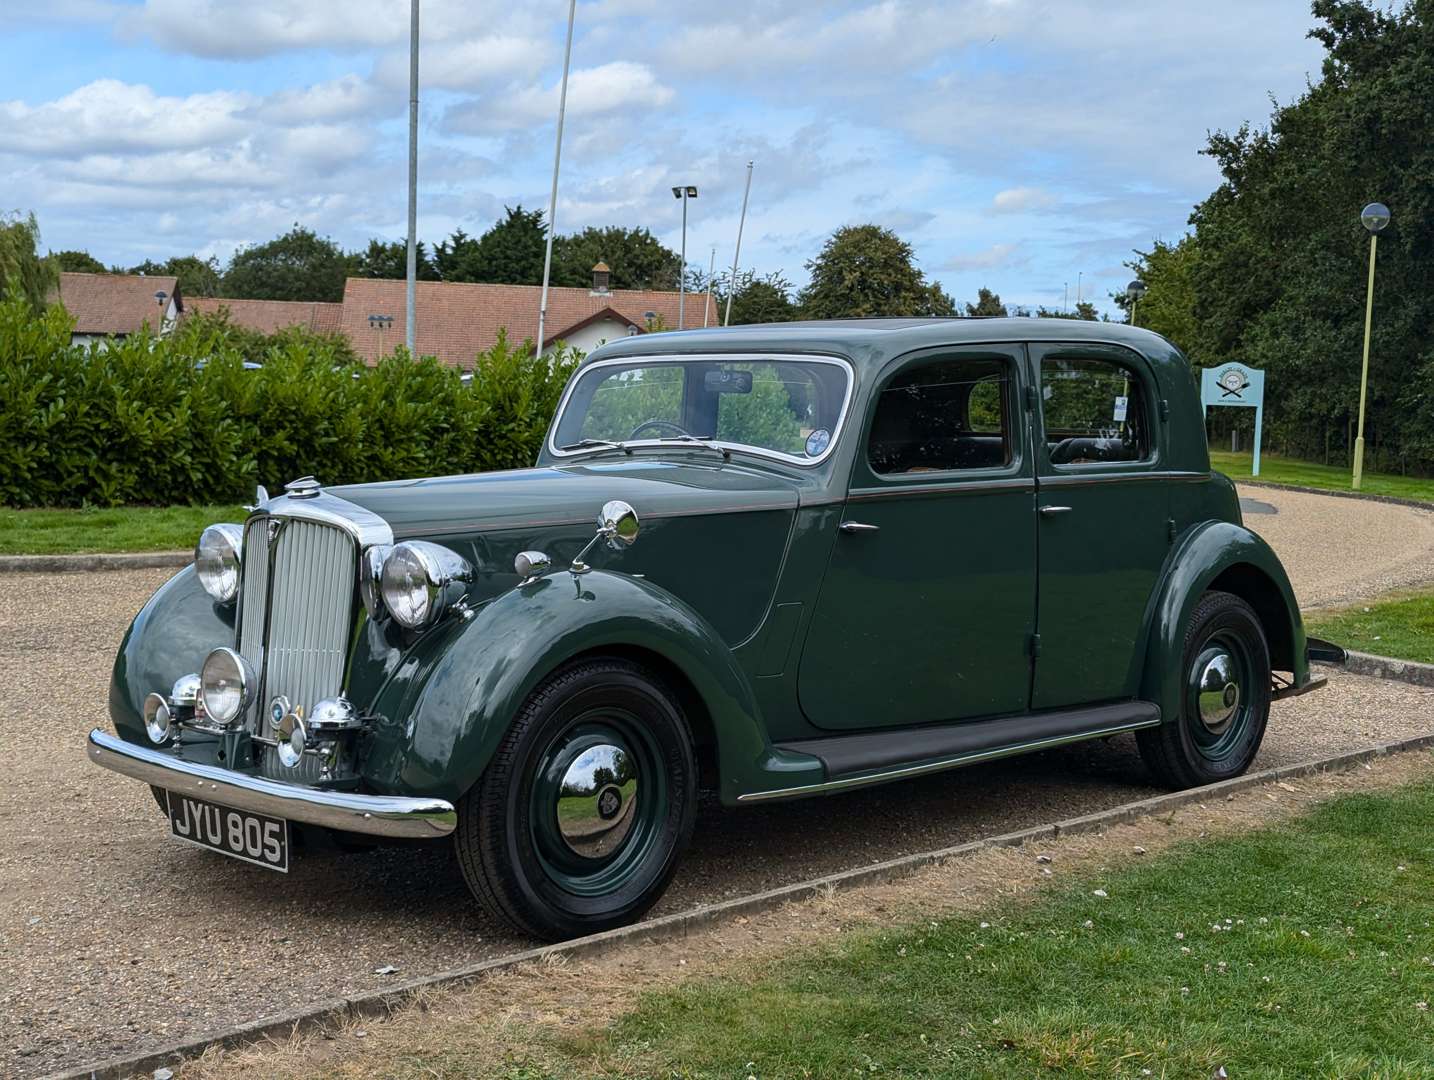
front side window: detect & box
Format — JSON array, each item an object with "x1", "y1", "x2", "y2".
[
  {"x1": 868, "y1": 357, "x2": 1012, "y2": 475},
  {"x1": 1040, "y1": 356, "x2": 1149, "y2": 465},
  {"x1": 551, "y1": 357, "x2": 851, "y2": 462}
]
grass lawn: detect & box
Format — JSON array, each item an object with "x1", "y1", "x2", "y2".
[
  {"x1": 1212, "y1": 450, "x2": 1434, "y2": 503},
  {"x1": 1307, "y1": 590, "x2": 1434, "y2": 665},
  {"x1": 551, "y1": 780, "x2": 1434, "y2": 1078},
  {"x1": 0, "y1": 505, "x2": 245, "y2": 555}
]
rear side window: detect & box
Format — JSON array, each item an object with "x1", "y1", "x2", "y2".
[
  {"x1": 868, "y1": 357, "x2": 1012, "y2": 475},
  {"x1": 1040, "y1": 357, "x2": 1149, "y2": 465}
]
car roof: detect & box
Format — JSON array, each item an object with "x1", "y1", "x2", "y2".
[{"x1": 585, "y1": 317, "x2": 1188, "y2": 379}]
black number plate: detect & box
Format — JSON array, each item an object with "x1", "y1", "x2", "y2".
[{"x1": 166, "y1": 791, "x2": 289, "y2": 872}]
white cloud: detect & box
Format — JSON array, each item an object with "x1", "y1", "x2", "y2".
[
  {"x1": 250, "y1": 75, "x2": 388, "y2": 123},
  {"x1": 939, "y1": 243, "x2": 1023, "y2": 272},
  {"x1": 444, "y1": 61, "x2": 673, "y2": 134},
  {"x1": 123, "y1": 0, "x2": 404, "y2": 58},
  {"x1": 375, "y1": 36, "x2": 545, "y2": 92},
  {"x1": 1, "y1": 80, "x2": 252, "y2": 157},
  {"x1": 992, "y1": 187, "x2": 1056, "y2": 213}
]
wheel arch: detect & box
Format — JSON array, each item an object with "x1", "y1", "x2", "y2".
[
  {"x1": 360, "y1": 570, "x2": 777, "y2": 805},
  {"x1": 1140, "y1": 521, "x2": 1307, "y2": 723}
]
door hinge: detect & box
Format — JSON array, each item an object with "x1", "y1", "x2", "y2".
[
  {"x1": 1158, "y1": 398, "x2": 1170, "y2": 421},
  {"x1": 1029, "y1": 632, "x2": 1042, "y2": 657},
  {"x1": 1025, "y1": 385, "x2": 1037, "y2": 411},
  {"x1": 1166, "y1": 517, "x2": 1177, "y2": 543}
]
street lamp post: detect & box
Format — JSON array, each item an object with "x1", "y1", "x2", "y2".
[
  {"x1": 1126, "y1": 279, "x2": 1147, "y2": 326},
  {"x1": 1353, "y1": 201, "x2": 1391, "y2": 490},
  {"x1": 671, "y1": 185, "x2": 697, "y2": 329}
]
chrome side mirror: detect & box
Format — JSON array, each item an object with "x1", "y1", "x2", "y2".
[
  {"x1": 599, "y1": 500, "x2": 640, "y2": 548},
  {"x1": 572, "y1": 500, "x2": 641, "y2": 574}
]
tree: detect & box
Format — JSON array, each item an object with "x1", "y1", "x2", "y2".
[
  {"x1": 53, "y1": 250, "x2": 107, "y2": 274},
  {"x1": 435, "y1": 207, "x2": 546, "y2": 284},
  {"x1": 712, "y1": 270, "x2": 798, "y2": 325},
  {"x1": 799, "y1": 225, "x2": 955, "y2": 318},
  {"x1": 965, "y1": 287, "x2": 1008, "y2": 317},
  {"x1": 552, "y1": 225, "x2": 681, "y2": 290},
  {"x1": 1185, "y1": 0, "x2": 1434, "y2": 471},
  {"x1": 0, "y1": 212, "x2": 58, "y2": 313},
  {"x1": 1035, "y1": 301, "x2": 1100, "y2": 321},
  {"x1": 128, "y1": 255, "x2": 222, "y2": 298},
  {"x1": 221, "y1": 225, "x2": 351, "y2": 302},
  {"x1": 1117, "y1": 238, "x2": 1201, "y2": 356},
  {"x1": 354, "y1": 238, "x2": 437, "y2": 281}
]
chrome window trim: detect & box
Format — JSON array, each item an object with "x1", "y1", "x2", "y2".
[
  {"x1": 547, "y1": 352, "x2": 856, "y2": 468},
  {"x1": 847, "y1": 478, "x2": 1036, "y2": 501},
  {"x1": 1040, "y1": 470, "x2": 1209, "y2": 488}
]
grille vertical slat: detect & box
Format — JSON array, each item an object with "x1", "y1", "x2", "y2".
[{"x1": 239, "y1": 516, "x2": 357, "y2": 782}]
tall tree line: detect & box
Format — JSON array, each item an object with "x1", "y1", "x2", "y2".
[{"x1": 1127, "y1": 0, "x2": 1434, "y2": 472}]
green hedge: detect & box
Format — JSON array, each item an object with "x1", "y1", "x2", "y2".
[{"x1": 0, "y1": 291, "x2": 580, "y2": 508}]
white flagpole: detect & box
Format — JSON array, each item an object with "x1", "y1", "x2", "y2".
[
  {"x1": 536, "y1": 0, "x2": 577, "y2": 358},
  {"x1": 724, "y1": 160, "x2": 753, "y2": 327},
  {"x1": 404, "y1": 0, "x2": 419, "y2": 355}
]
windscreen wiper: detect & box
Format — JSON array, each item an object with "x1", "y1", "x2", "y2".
[
  {"x1": 558, "y1": 438, "x2": 631, "y2": 454},
  {"x1": 651, "y1": 434, "x2": 731, "y2": 460}
]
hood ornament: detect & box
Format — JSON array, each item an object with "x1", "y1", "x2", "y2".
[{"x1": 284, "y1": 476, "x2": 322, "y2": 499}]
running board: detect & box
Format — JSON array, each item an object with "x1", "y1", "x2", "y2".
[{"x1": 741, "y1": 701, "x2": 1161, "y2": 803}]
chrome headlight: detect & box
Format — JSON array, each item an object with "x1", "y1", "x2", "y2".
[
  {"x1": 195, "y1": 523, "x2": 244, "y2": 604},
  {"x1": 199, "y1": 647, "x2": 254, "y2": 727},
  {"x1": 379, "y1": 541, "x2": 472, "y2": 630}
]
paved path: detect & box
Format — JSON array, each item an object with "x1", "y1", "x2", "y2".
[
  {"x1": 1237, "y1": 483, "x2": 1434, "y2": 608},
  {"x1": 5, "y1": 488, "x2": 1434, "y2": 1077}
]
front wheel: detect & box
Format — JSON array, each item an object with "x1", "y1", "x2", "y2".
[
  {"x1": 456, "y1": 658, "x2": 697, "y2": 941},
  {"x1": 1137, "y1": 590, "x2": 1271, "y2": 789}
]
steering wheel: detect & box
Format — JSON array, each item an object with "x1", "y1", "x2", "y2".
[{"x1": 629, "y1": 418, "x2": 691, "y2": 439}]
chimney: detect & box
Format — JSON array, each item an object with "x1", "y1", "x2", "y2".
[{"x1": 591, "y1": 261, "x2": 611, "y2": 294}]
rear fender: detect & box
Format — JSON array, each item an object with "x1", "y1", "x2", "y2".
[
  {"x1": 1140, "y1": 521, "x2": 1308, "y2": 723},
  {"x1": 361, "y1": 570, "x2": 818, "y2": 804}
]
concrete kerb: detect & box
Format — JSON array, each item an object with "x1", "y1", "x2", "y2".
[
  {"x1": 1342, "y1": 649, "x2": 1434, "y2": 688},
  {"x1": 0, "y1": 551, "x2": 189, "y2": 574},
  {"x1": 50, "y1": 731, "x2": 1434, "y2": 1080}
]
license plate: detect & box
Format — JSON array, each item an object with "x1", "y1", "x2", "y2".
[{"x1": 166, "y1": 791, "x2": 289, "y2": 872}]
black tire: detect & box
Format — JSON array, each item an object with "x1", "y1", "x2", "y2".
[
  {"x1": 456, "y1": 658, "x2": 697, "y2": 941},
  {"x1": 1137, "y1": 590, "x2": 1271, "y2": 789}
]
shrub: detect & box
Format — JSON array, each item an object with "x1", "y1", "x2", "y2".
[{"x1": 0, "y1": 289, "x2": 583, "y2": 508}]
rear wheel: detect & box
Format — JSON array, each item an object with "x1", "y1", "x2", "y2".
[
  {"x1": 456, "y1": 658, "x2": 697, "y2": 941},
  {"x1": 1137, "y1": 590, "x2": 1271, "y2": 789}
]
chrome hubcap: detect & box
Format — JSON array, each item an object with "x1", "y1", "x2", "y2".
[
  {"x1": 556, "y1": 743, "x2": 639, "y2": 860},
  {"x1": 1196, "y1": 650, "x2": 1241, "y2": 734}
]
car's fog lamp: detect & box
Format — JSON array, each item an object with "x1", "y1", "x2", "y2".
[
  {"x1": 143, "y1": 693, "x2": 173, "y2": 745},
  {"x1": 195, "y1": 524, "x2": 244, "y2": 604},
  {"x1": 199, "y1": 647, "x2": 253, "y2": 727},
  {"x1": 170, "y1": 673, "x2": 201, "y2": 709},
  {"x1": 276, "y1": 712, "x2": 308, "y2": 769}
]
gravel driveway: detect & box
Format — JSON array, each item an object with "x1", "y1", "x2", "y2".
[{"x1": 5, "y1": 486, "x2": 1434, "y2": 1078}]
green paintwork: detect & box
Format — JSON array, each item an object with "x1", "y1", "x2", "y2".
[{"x1": 107, "y1": 318, "x2": 1315, "y2": 810}]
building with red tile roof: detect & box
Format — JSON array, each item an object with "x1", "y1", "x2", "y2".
[
  {"x1": 52, "y1": 272, "x2": 182, "y2": 342},
  {"x1": 187, "y1": 297, "x2": 343, "y2": 335},
  {"x1": 340, "y1": 274, "x2": 716, "y2": 367}
]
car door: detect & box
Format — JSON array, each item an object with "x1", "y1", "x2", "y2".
[
  {"x1": 798, "y1": 346, "x2": 1037, "y2": 731},
  {"x1": 1030, "y1": 342, "x2": 1172, "y2": 709}
]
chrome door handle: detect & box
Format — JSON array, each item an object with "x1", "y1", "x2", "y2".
[
  {"x1": 838, "y1": 521, "x2": 881, "y2": 534},
  {"x1": 1039, "y1": 505, "x2": 1073, "y2": 517}
]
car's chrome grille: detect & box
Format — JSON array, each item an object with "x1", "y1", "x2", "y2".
[{"x1": 237, "y1": 516, "x2": 357, "y2": 782}]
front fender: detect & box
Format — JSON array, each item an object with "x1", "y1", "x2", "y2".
[
  {"x1": 1140, "y1": 521, "x2": 1308, "y2": 723},
  {"x1": 361, "y1": 570, "x2": 807, "y2": 805},
  {"x1": 108, "y1": 566, "x2": 235, "y2": 744}
]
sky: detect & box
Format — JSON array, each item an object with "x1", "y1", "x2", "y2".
[{"x1": 3, "y1": 1, "x2": 1330, "y2": 315}]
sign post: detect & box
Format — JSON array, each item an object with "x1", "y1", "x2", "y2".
[{"x1": 1201, "y1": 363, "x2": 1265, "y2": 476}]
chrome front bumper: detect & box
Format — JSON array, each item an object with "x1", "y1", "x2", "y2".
[{"x1": 86, "y1": 728, "x2": 456, "y2": 839}]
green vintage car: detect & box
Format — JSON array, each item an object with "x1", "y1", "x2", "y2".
[{"x1": 90, "y1": 319, "x2": 1329, "y2": 939}]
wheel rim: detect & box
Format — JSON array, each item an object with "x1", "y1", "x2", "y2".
[
  {"x1": 1187, "y1": 631, "x2": 1254, "y2": 762},
  {"x1": 529, "y1": 713, "x2": 667, "y2": 898}
]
